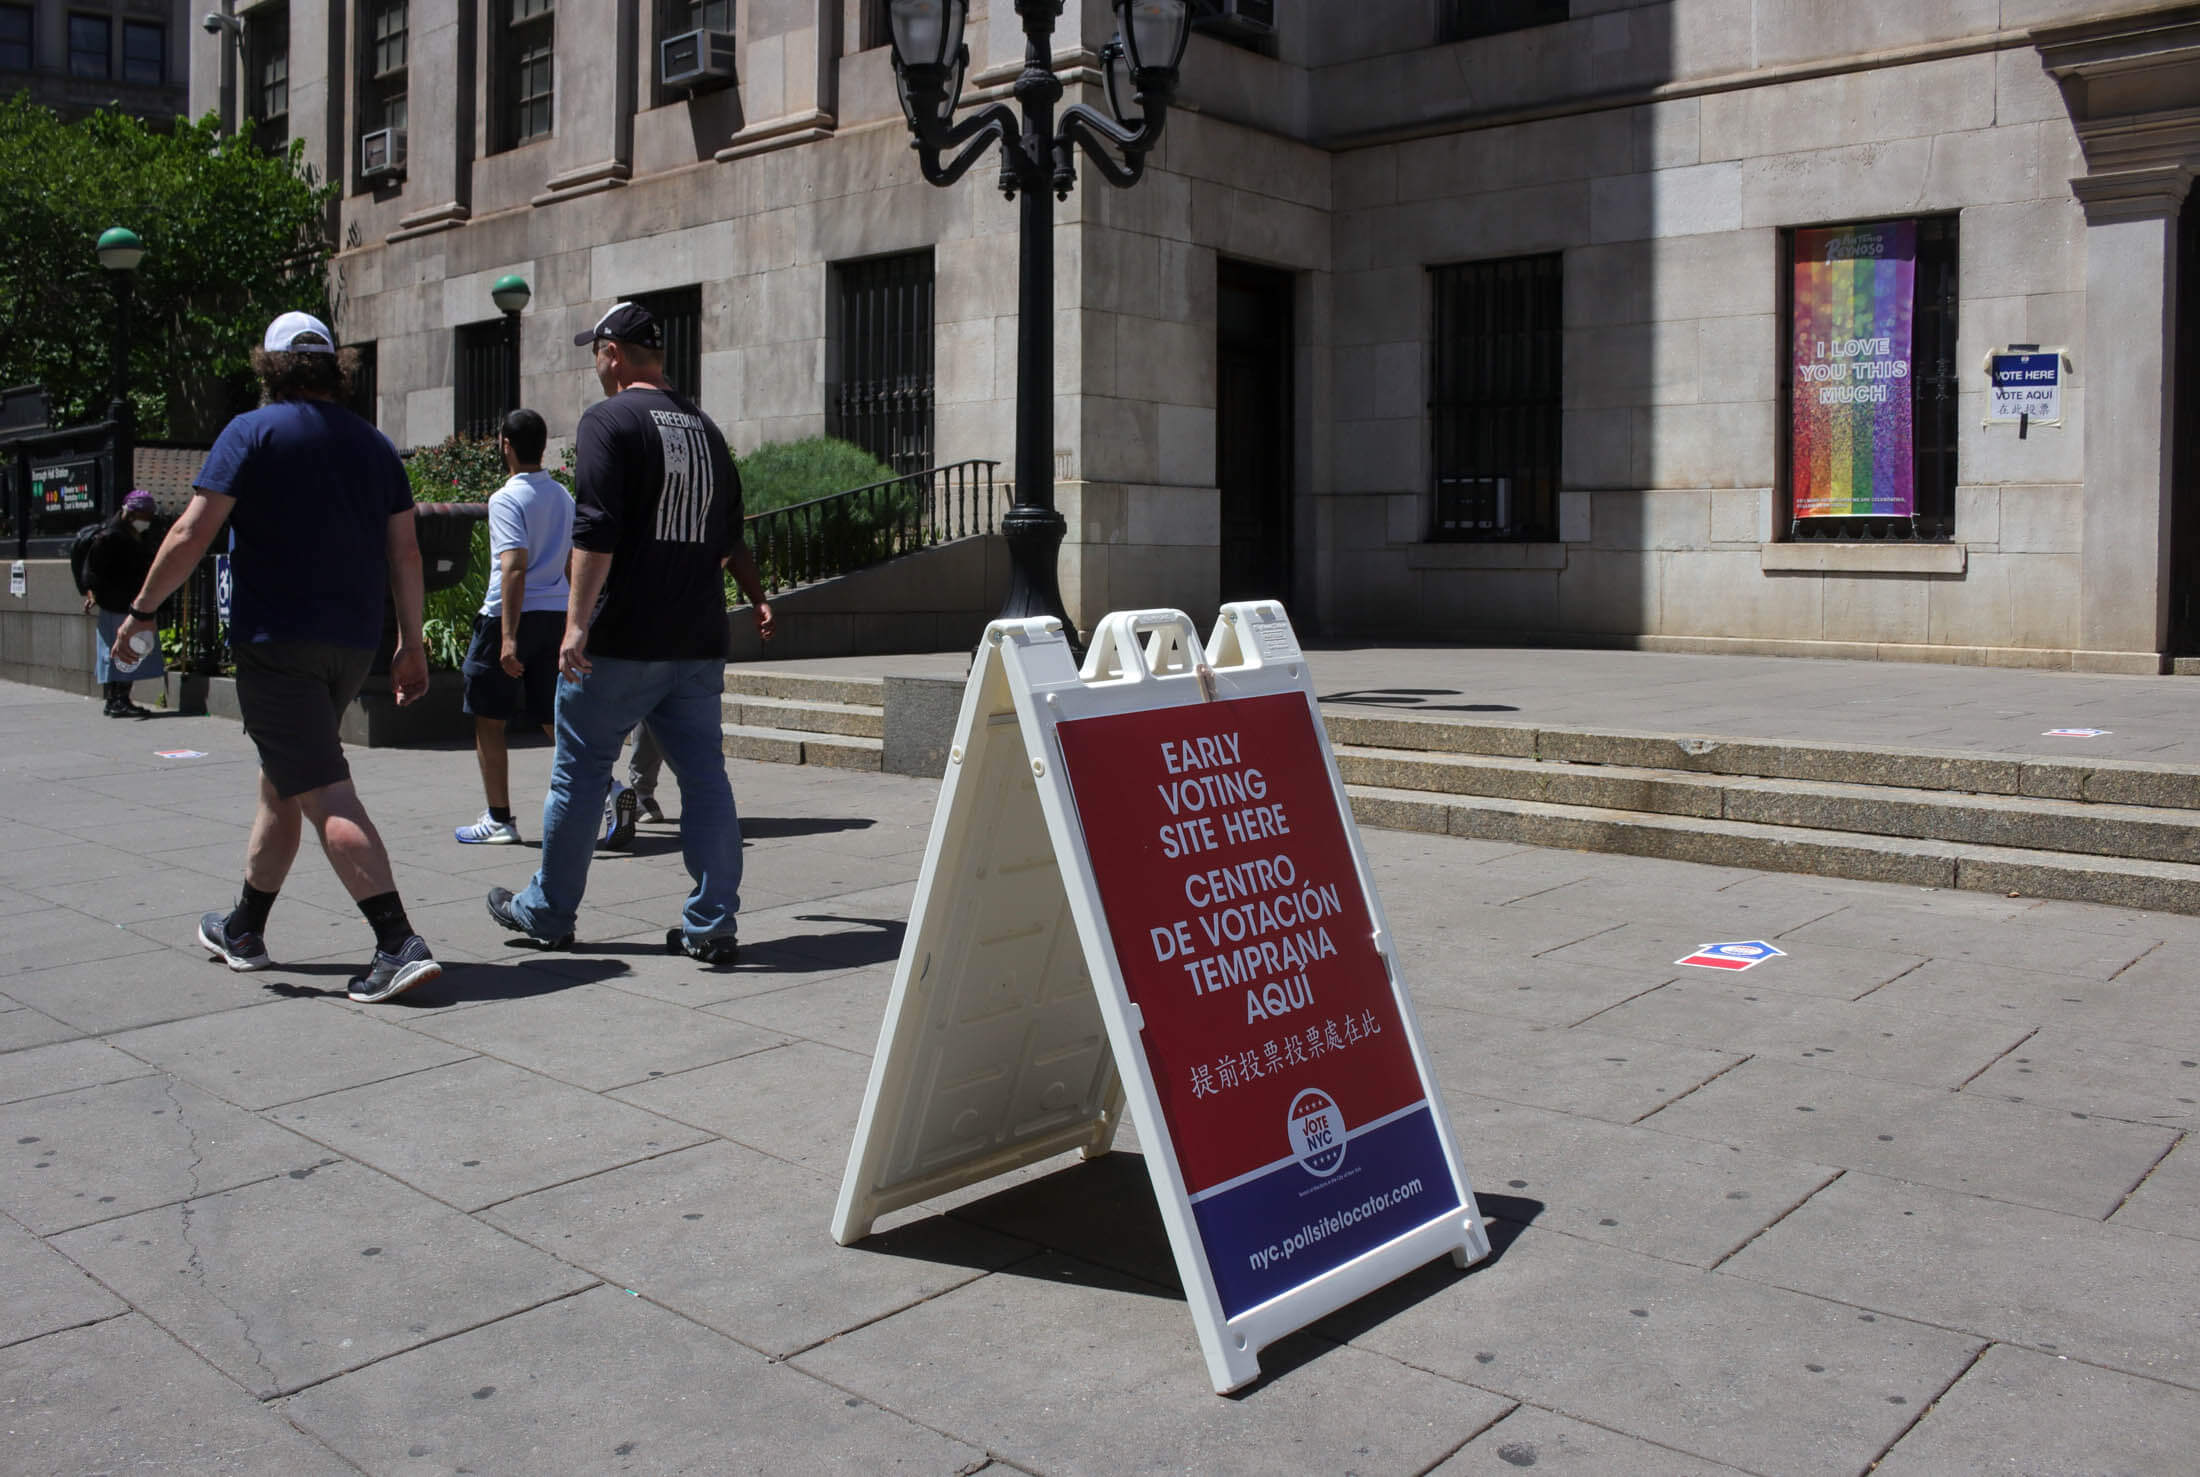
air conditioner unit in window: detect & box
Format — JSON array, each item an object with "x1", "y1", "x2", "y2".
[
  {"x1": 661, "y1": 28, "x2": 737, "y2": 91},
  {"x1": 1191, "y1": 0, "x2": 1276, "y2": 37},
  {"x1": 359, "y1": 127, "x2": 406, "y2": 180}
]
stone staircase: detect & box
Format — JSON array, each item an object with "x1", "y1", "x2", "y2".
[
  {"x1": 720, "y1": 670, "x2": 2200, "y2": 914},
  {"x1": 721, "y1": 670, "x2": 885, "y2": 770}
]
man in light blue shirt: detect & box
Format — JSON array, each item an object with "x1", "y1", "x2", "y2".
[{"x1": 455, "y1": 409, "x2": 576, "y2": 845}]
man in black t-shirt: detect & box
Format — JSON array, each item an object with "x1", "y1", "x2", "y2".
[{"x1": 488, "y1": 302, "x2": 775, "y2": 961}]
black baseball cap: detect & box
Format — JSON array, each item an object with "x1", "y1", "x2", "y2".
[{"x1": 574, "y1": 301, "x2": 662, "y2": 350}]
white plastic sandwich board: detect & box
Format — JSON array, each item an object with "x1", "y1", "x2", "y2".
[{"x1": 831, "y1": 602, "x2": 1488, "y2": 1393}]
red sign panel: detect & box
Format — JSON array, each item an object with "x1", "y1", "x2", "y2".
[{"x1": 1054, "y1": 692, "x2": 1426, "y2": 1195}]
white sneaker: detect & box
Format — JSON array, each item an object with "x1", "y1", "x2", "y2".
[
  {"x1": 455, "y1": 811, "x2": 521, "y2": 845},
  {"x1": 601, "y1": 781, "x2": 637, "y2": 851}
]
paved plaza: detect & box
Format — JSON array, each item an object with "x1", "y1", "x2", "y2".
[{"x1": 3, "y1": 665, "x2": 2198, "y2": 1474}]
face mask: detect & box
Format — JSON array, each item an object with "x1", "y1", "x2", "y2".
[{"x1": 129, "y1": 519, "x2": 151, "y2": 533}]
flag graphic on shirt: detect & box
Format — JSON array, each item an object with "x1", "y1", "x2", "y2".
[{"x1": 651, "y1": 409, "x2": 713, "y2": 544}]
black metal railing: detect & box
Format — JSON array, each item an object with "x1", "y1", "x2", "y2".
[
  {"x1": 170, "y1": 551, "x2": 229, "y2": 674},
  {"x1": 744, "y1": 459, "x2": 1001, "y2": 596}
]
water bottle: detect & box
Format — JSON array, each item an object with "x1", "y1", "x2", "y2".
[{"x1": 127, "y1": 629, "x2": 157, "y2": 663}]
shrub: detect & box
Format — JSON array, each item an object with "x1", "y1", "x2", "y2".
[{"x1": 737, "y1": 437, "x2": 896, "y2": 514}]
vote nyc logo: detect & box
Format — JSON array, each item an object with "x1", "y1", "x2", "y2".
[{"x1": 1287, "y1": 1088, "x2": 1347, "y2": 1178}]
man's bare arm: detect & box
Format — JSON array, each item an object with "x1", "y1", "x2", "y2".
[{"x1": 560, "y1": 549, "x2": 614, "y2": 677}]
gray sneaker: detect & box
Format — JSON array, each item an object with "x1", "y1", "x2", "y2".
[
  {"x1": 348, "y1": 935, "x2": 441, "y2": 1003},
  {"x1": 198, "y1": 912, "x2": 271, "y2": 972}
]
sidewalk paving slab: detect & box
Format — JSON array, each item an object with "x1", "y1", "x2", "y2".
[
  {"x1": 1433, "y1": 1406, "x2": 1753, "y2": 1475},
  {"x1": 1538, "y1": 919, "x2": 1930, "y2": 1001},
  {"x1": 2111, "y1": 1135, "x2": 2200, "y2": 1240},
  {"x1": 0, "y1": 1215, "x2": 125, "y2": 1346},
  {"x1": 611, "y1": 1038, "x2": 874, "y2": 1172},
  {"x1": 1, "y1": 1073, "x2": 325, "y2": 1234},
  {"x1": 483, "y1": 1139, "x2": 1033, "y2": 1358},
  {"x1": 281, "y1": 1284, "x2": 992, "y2": 1474},
  {"x1": 1874, "y1": 1343, "x2": 2200, "y2": 1476},
  {"x1": 109, "y1": 997, "x2": 476, "y2": 1110},
  {"x1": 51, "y1": 1159, "x2": 598, "y2": 1398},
  {"x1": 270, "y1": 1056, "x2": 715, "y2": 1212},
  {"x1": 1323, "y1": 1224, "x2": 1982, "y2": 1477},
  {"x1": 1639, "y1": 1056, "x2": 2176, "y2": 1218},
  {"x1": 1, "y1": 1036, "x2": 157, "y2": 1105},
  {"x1": 1964, "y1": 1026, "x2": 2200, "y2": 1131},
  {"x1": 0, "y1": 1316, "x2": 359, "y2": 1475},
  {"x1": 402, "y1": 978, "x2": 792, "y2": 1090},
  {"x1": 1724, "y1": 1172, "x2": 2200, "y2": 1388}
]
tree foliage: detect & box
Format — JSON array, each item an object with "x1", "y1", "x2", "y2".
[{"x1": 0, "y1": 98, "x2": 336, "y2": 439}]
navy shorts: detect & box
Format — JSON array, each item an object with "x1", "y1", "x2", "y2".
[
  {"x1": 232, "y1": 641, "x2": 373, "y2": 798},
  {"x1": 461, "y1": 610, "x2": 564, "y2": 726}
]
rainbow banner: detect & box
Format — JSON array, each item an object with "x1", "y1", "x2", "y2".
[{"x1": 1791, "y1": 221, "x2": 1916, "y2": 519}]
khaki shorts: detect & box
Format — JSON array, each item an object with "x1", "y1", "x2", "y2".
[{"x1": 232, "y1": 641, "x2": 374, "y2": 798}]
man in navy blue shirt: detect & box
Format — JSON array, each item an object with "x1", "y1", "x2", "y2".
[{"x1": 114, "y1": 311, "x2": 442, "y2": 1003}]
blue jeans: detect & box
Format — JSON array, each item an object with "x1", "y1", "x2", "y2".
[{"x1": 509, "y1": 655, "x2": 741, "y2": 945}]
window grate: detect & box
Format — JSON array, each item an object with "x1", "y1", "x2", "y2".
[
  {"x1": 1786, "y1": 215, "x2": 1958, "y2": 541},
  {"x1": 454, "y1": 322, "x2": 510, "y2": 440},
  {"x1": 625, "y1": 286, "x2": 702, "y2": 401},
  {"x1": 830, "y1": 252, "x2": 935, "y2": 477},
  {"x1": 1428, "y1": 253, "x2": 1563, "y2": 541}
]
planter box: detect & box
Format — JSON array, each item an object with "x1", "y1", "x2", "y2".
[{"x1": 167, "y1": 668, "x2": 474, "y2": 748}]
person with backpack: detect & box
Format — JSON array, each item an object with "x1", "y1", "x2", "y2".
[{"x1": 75, "y1": 489, "x2": 164, "y2": 717}]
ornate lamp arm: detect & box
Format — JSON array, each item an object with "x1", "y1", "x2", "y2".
[
  {"x1": 912, "y1": 101, "x2": 1029, "y2": 190},
  {"x1": 1055, "y1": 102, "x2": 1166, "y2": 195}
]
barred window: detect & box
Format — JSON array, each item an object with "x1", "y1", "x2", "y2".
[
  {"x1": 829, "y1": 252, "x2": 935, "y2": 477},
  {"x1": 454, "y1": 321, "x2": 511, "y2": 440},
  {"x1": 500, "y1": 0, "x2": 555, "y2": 150},
  {"x1": 1428, "y1": 254, "x2": 1562, "y2": 541},
  {"x1": 348, "y1": 342, "x2": 380, "y2": 427},
  {"x1": 68, "y1": 13, "x2": 109, "y2": 78},
  {"x1": 1438, "y1": 1, "x2": 1568, "y2": 43},
  {"x1": 625, "y1": 286, "x2": 702, "y2": 401}
]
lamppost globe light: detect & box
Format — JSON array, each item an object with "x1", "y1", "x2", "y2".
[
  {"x1": 96, "y1": 226, "x2": 146, "y2": 272},
  {"x1": 490, "y1": 274, "x2": 532, "y2": 314},
  {"x1": 888, "y1": 0, "x2": 962, "y2": 71},
  {"x1": 1120, "y1": 0, "x2": 1192, "y2": 78}
]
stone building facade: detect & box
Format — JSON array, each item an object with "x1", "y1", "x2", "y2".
[
  {"x1": 2, "y1": 0, "x2": 191, "y2": 123},
  {"x1": 190, "y1": 2, "x2": 2200, "y2": 672}
]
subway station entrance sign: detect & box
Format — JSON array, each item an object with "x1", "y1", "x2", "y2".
[{"x1": 832, "y1": 603, "x2": 1487, "y2": 1393}]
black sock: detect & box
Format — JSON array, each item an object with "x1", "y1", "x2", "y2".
[
  {"x1": 488, "y1": 806, "x2": 514, "y2": 824},
  {"x1": 227, "y1": 880, "x2": 279, "y2": 937},
  {"x1": 358, "y1": 891, "x2": 413, "y2": 954}
]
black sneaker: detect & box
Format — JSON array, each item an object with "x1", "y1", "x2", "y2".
[
  {"x1": 198, "y1": 911, "x2": 272, "y2": 972},
  {"x1": 348, "y1": 934, "x2": 441, "y2": 1003},
  {"x1": 666, "y1": 927, "x2": 739, "y2": 965},
  {"x1": 485, "y1": 886, "x2": 573, "y2": 950}
]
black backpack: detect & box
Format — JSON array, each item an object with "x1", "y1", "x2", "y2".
[{"x1": 68, "y1": 522, "x2": 104, "y2": 595}]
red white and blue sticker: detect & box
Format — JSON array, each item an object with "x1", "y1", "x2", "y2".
[
  {"x1": 2043, "y1": 728, "x2": 2111, "y2": 738},
  {"x1": 1676, "y1": 940, "x2": 1786, "y2": 972},
  {"x1": 1055, "y1": 692, "x2": 1464, "y2": 1320}
]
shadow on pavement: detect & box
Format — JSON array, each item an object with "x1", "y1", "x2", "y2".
[
  {"x1": 741, "y1": 816, "x2": 879, "y2": 840},
  {"x1": 259, "y1": 957, "x2": 630, "y2": 1006},
  {"x1": 1321, "y1": 687, "x2": 1521, "y2": 714}
]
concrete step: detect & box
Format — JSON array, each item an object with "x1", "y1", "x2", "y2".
[
  {"x1": 720, "y1": 723, "x2": 882, "y2": 770},
  {"x1": 1333, "y1": 745, "x2": 2200, "y2": 865},
  {"x1": 723, "y1": 670, "x2": 885, "y2": 707},
  {"x1": 723, "y1": 692, "x2": 885, "y2": 740},
  {"x1": 1322, "y1": 712, "x2": 2200, "y2": 811},
  {"x1": 1344, "y1": 785, "x2": 2200, "y2": 916}
]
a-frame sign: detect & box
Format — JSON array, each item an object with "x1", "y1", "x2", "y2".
[{"x1": 832, "y1": 603, "x2": 1487, "y2": 1393}]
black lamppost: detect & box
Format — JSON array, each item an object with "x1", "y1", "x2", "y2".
[
  {"x1": 492, "y1": 274, "x2": 531, "y2": 415},
  {"x1": 888, "y1": 0, "x2": 1191, "y2": 643},
  {"x1": 97, "y1": 226, "x2": 146, "y2": 517}
]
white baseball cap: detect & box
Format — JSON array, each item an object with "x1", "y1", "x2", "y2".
[{"x1": 263, "y1": 310, "x2": 337, "y2": 353}]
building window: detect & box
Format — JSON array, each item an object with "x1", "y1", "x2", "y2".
[
  {"x1": 121, "y1": 20, "x2": 162, "y2": 84},
  {"x1": 499, "y1": 0, "x2": 555, "y2": 151},
  {"x1": 68, "y1": 13, "x2": 109, "y2": 78},
  {"x1": 454, "y1": 321, "x2": 512, "y2": 440},
  {"x1": 625, "y1": 286, "x2": 703, "y2": 400},
  {"x1": 1428, "y1": 253, "x2": 1562, "y2": 541},
  {"x1": 1438, "y1": 0, "x2": 1569, "y2": 43},
  {"x1": 668, "y1": 0, "x2": 732, "y2": 32},
  {"x1": 248, "y1": 6, "x2": 289, "y2": 151},
  {"x1": 829, "y1": 251, "x2": 934, "y2": 477},
  {"x1": 0, "y1": 6, "x2": 32, "y2": 72},
  {"x1": 858, "y1": 0, "x2": 890, "y2": 50},
  {"x1": 347, "y1": 342, "x2": 380, "y2": 426},
  {"x1": 364, "y1": 0, "x2": 407, "y2": 162},
  {"x1": 1783, "y1": 215, "x2": 1957, "y2": 541}
]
